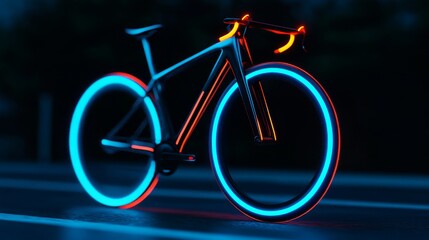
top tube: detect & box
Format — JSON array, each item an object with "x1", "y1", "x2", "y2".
[{"x1": 147, "y1": 37, "x2": 235, "y2": 90}]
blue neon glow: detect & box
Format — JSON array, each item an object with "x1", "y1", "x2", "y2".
[
  {"x1": 142, "y1": 38, "x2": 156, "y2": 77},
  {"x1": 125, "y1": 24, "x2": 162, "y2": 36},
  {"x1": 211, "y1": 67, "x2": 334, "y2": 216},
  {"x1": 101, "y1": 139, "x2": 130, "y2": 148},
  {"x1": 69, "y1": 74, "x2": 162, "y2": 207}
]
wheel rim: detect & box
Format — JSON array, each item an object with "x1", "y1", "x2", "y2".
[
  {"x1": 69, "y1": 74, "x2": 161, "y2": 207},
  {"x1": 210, "y1": 66, "x2": 339, "y2": 219}
]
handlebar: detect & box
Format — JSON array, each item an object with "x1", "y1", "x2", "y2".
[{"x1": 219, "y1": 14, "x2": 306, "y2": 54}]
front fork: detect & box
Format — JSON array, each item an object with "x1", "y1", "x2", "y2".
[{"x1": 226, "y1": 37, "x2": 277, "y2": 143}]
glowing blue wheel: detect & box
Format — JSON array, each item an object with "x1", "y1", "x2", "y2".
[
  {"x1": 210, "y1": 63, "x2": 340, "y2": 222},
  {"x1": 69, "y1": 73, "x2": 161, "y2": 208}
]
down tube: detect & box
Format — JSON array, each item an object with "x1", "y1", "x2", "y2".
[{"x1": 175, "y1": 54, "x2": 230, "y2": 152}]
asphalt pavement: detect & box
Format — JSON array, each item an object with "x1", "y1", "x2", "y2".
[{"x1": 0, "y1": 162, "x2": 428, "y2": 239}]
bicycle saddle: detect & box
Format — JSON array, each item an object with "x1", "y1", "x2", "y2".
[{"x1": 125, "y1": 24, "x2": 163, "y2": 39}]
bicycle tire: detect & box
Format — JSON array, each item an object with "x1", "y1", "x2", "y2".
[
  {"x1": 209, "y1": 62, "x2": 340, "y2": 222},
  {"x1": 69, "y1": 72, "x2": 162, "y2": 208}
]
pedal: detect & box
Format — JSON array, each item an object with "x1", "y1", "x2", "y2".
[{"x1": 160, "y1": 152, "x2": 196, "y2": 163}]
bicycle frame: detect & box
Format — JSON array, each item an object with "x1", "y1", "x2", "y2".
[
  {"x1": 70, "y1": 15, "x2": 340, "y2": 222},
  {"x1": 138, "y1": 34, "x2": 276, "y2": 152},
  {"x1": 104, "y1": 33, "x2": 276, "y2": 156}
]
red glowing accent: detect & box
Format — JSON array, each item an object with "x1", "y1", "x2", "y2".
[
  {"x1": 109, "y1": 72, "x2": 148, "y2": 89},
  {"x1": 261, "y1": 63, "x2": 340, "y2": 223},
  {"x1": 285, "y1": 74, "x2": 341, "y2": 223},
  {"x1": 242, "y1": 37, "x2": 253, "y2": 64},
  {"x1": 188, "y1": 156, "x2": 194, "y2": 161},
  {"x1": 272, "y1": 25, "x2": 305, "y2": 54},
  {"x1": 130, "y1": 144, "x2": 154, "y2": 152},
  {"x1": 178, "y1": 62, "x2": 229, "y2": 152},
  {"x1": 176, "y1": 91, "x2": 205, "y2": 146},
  {"x1": 241, "y1": 14, "x2": 250, "y2": 21},
  {"x1": 256, "y1": 119, "x2": 263, "y2": 141},
  {"x1": 264, "y1": 29, "x2": 291, "y2": 35},
  {"x1": 120, "y1": 176, "x2": 159, "y2": 209},
  {"x1": 258, "y1": 81, "x2": 277, "y2": 141}
]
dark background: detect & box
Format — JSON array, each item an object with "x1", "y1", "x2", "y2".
[{"x1": 0, "y1": 0, "x2": 428, "y2": 173}]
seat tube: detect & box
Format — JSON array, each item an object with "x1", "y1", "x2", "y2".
[{"x1": 141, "y1": 38, "x2": 156, "y2": 78}]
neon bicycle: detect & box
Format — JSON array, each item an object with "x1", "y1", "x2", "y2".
[{"x1": 69, "y1": 14, "x2": 340, "y2": 222}]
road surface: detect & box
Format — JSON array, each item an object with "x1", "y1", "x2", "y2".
[{"x1": 0, "y1": 162, "x2": 428, "y2": 239}]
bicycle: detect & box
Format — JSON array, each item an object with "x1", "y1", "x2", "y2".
[{"x1": 69, "y1": 14, "x2": 340, "y2": 222}]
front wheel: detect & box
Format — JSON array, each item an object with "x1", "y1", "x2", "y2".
[{"x1": 209, "y1": 63, "x2": 340, "y2": 222}]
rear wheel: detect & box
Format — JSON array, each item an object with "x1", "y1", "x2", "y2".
[
  {"x1": 210, "y1": 63, "x2": 340, "y2": 222},
  {"x1": 69, "y1": 72, "x2": 162, "y2": 208}
]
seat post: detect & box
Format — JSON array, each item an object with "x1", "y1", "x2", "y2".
[
  {"x1": 125, "y1": 24, "x2": 162, "y2": 78},
  {"x1": 141, "y1": 38, "x2": 156, "y2": 78}
]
